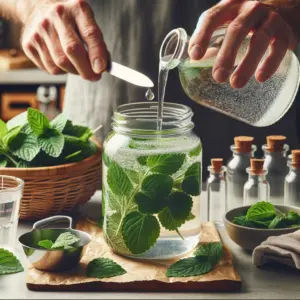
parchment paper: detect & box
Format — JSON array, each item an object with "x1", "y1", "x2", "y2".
[{"x1": 27, "y1": 220, "x2": 241, "y2": 292}]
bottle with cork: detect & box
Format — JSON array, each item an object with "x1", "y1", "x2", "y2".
[
  {"x1": 262, "y1": 135, "x2": 289, "y2": 205},
  {"x1": 244, "y1": 159, "x2": 270, "y2": 205},
  {"x1": 207, "y1": 158, "x2": 227, "y2": 227},
  {"x1": 284, "y1": 150, "x2": 300, "y2": 207},
  {"x1": 227, "y1": 136, "x2": 256, "y2": 210}
]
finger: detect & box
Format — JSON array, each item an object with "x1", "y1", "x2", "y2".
[
  {"x1": 212, "y1": 2, "x2": 268, "y2": 83},
  {"x1": 53, "y1": 4, "x2": 100, "y2": 81},
  {"x1": 40, "y1": 18, "x2": 78, "y2": 74},
  {"x1": 32, "y1": 32, "x2": 64, "y2": 75},
  {"x1": 255, "y1": 38, "x2": 289, "y2": 82},
  {"x1": 74, "y1": 0, "x2": 108, "y2": 74},
  {"x1": 23, "y1": 43, "x2": 47, "y2": 71},
  {"x1": 230, "y1": 12, "x2": 279, "y2": 88},
  {"x1": 188, "y1": 0, "x2": 239, "y2": 60}
]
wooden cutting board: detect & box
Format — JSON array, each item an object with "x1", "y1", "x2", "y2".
[
  {"x1": 0, "y1": 49, "x2": 36, "y2": 70},
  {"x1": 26, "y1": 220, "x2": 242, "y2": 292}
]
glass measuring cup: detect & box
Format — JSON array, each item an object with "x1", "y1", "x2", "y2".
[{"x1": 159, "y1": 27, "x2": 300, "y2": 127}]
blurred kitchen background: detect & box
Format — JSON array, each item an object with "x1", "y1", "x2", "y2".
[{"x1": 1, "y1": 15, "x2": 300, "y2": 179}]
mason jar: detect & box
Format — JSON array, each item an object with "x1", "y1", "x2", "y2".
[{"x1": 102, "y1": 102, "x2": 202, "y2": 260}]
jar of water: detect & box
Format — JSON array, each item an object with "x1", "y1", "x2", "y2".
[
  {"x1": 102, "y1": 102, "x2": 202, "y2": 259},
  {"x1": 159, "y1": 27, "x2": 300, "y2": 126}
]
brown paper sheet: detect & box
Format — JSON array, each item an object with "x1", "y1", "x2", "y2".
[{"x1": 27, "y1": 220, "x2": 241, "y2": 292}]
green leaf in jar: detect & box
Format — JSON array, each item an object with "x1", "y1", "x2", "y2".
[
  {"x1": 86, "y1": 258, "x2": 126, "y2": 279},
  {"x1": 189, "y1": 145, "x2": 201, "y2": 157},
  {"x1": 107, "y1": 161, "x2": 133, "y2": 197},
  {"x1": 168, "y1": 191, "x2": 192, "y2": 221},
  {"x1": 134, "y1": 192, "x2": 167, "y2": 214},
  {"x1": 137, "y1": 156, "x2": 148, "y2": 166},
  {"x1": 246, "y1": 201, "x2": 276, "y2": 222},
  {"x1": 147, "y1": 153, "x2": 185, "y2": 175},
  {"x1": 141, "y1": 174, "x2": 173, "y2": 199},
  {"x1": 182, "y1": 162, "x2": 201, "y2": 196},
  {"x1": 158, "y1": 207, "x2": 185, "y2": 231},
  {"x1": 122, "y1": 211, "x2": 160, "y2": 254}
]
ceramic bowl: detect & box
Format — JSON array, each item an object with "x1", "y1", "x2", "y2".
[{"x1": 224, "y1": 205, "x2": 300, "y2": 251}]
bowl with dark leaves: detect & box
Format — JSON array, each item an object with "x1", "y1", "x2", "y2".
[{"x1": 224, "y1": 202, "x2": 300, "y2": 251}]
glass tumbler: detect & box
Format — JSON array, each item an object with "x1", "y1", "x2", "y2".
[{"x1": 0, "y1": 176, "x2": 24, "y2": 250}]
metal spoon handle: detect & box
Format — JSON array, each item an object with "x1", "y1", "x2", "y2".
[{"x1": 32, "y1": 215, "x2": 73, "y2": 230}]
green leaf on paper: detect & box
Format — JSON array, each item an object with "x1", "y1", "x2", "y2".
[
  {"x1": 166, "y1": 257, "x2": 213, "y2": 278},
  {"x1": 122, "y1": 211, "x2": 160, "y2": 254},
  {"x1": 50, "y1": 113, "x2": 68, "y2": 133},
  {"x1": 107, "y1": 161, "x2": 133, "y2": 197},
  {"x1": 0, "y1": 248, "x2": 24, "y2": 275},
  {"x1": 28, "y1": 108, "x2": 50, "y2": 136},
  {"x1": 86, "y1": 258, "x2": 126, "y2": 279},
  {"x1": 194, "y1": 242, "x2": 223, "y2": 266},
  {"x1": 147, "y1": 153, "x2": 185, "y2": 175},
  {"x1": 38, "y1": 128, "x2": 64, "y2": 158}
]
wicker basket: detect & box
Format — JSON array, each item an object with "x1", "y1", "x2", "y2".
[{"x1": 0, "y1": 143, "x2": 102, "y2": 220}]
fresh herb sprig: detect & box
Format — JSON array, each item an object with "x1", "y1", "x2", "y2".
[
  {"x1": 233, "y1": 201, "x2": 300, "y2": 229},
  {"x1": 0, "y1": 108, "x2": 99, "y2": 168}
]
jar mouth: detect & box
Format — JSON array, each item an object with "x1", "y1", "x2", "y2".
[{"x1": 112, "y1": 102, "x2": 194, "y2": 137}]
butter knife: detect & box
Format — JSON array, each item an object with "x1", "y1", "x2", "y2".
[{"x1": 108, "y1": 62, "x2": 154, "y2": 88}]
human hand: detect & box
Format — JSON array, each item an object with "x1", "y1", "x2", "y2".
[
  {"x1": 21, "y1": 0, "x2": 108, "y2": 81},
  {"x1": 189, "y1": 0, "x2": 297, "y2": 88}
]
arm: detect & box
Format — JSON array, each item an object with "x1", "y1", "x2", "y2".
[
  {"x1": 0, "y1": 0, "x2": 108, "y2": 81},
  {"x1": 189, "y1": 0, "x2": 299, "y2": 88}
]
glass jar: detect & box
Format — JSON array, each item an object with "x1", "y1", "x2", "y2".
[
  {"x1": 262, "y1": 136, "x2": 289, "y2": 205},
  {"x1": 159, "y1": 27, "x2": 300, "y2": 127},
  {"x1": 244, "y1": 159, "x2": 270, "y2": 205},
  {"x1": 226, "y1": 137, "x2": 256, "y2": 211},
  {"x1": 207, "y1": 159, "x2": 227, "y2": 227},
  {"x1": 102, "y1": 102, "x2": 202, "y2": 260}
]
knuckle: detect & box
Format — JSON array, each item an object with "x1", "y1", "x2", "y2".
[
  {"x1": 227, "y1": 21, "x2": 245, "y2": 35},
  {"x1": 206, "y1": 6, "x2": 222, "y2": 20},
  {"x1": 82, "y1": 25, "x2": 99, "y2": 39},
  {"x1": 64, "y1": 40, "x2": 81, "y2": 55},
  {"x1": 55, "y1": 55, "x2": 70, "y2": 68},
  {"x1": 40, "y1": 18, "x2": 50, "y2": 30},
  {"x1": 48, "y1": 67, "x2": 61, "y2": 75}
]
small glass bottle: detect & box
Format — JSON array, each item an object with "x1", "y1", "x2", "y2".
[
  {"x1": 263, "y1": 135, "x2": 289, "y2": 205},
  {"x1": 284, "y1": 150, "x2": 300, "y2": 207},
  {"x1": 207, "y1": 158, "x2": 227, "y2": 227},
  {"x1": 227, "y1": 136, "x2": 256, "y2": 210},
  {"x1": 244, "y1": 159, "x2": 270, "y2": 205}
]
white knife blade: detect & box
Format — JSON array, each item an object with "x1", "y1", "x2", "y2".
[{"x1": 108, "y1": 62, "x2": 154, "y2": 88}]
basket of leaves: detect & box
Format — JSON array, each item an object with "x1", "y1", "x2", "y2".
[{"x1": 0, "y1": 108, "x2": 102, "y2": 220}]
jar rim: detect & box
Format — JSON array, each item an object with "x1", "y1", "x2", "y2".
[{"x1": 112, "y1": 102, "x2": 194, "y2": 137}]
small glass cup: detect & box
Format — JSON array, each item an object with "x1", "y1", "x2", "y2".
[{"x1": 0, "y1": 176, "x2": 24, "y2": 250}]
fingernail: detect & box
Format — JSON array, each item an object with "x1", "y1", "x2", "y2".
[
  {"x1": 93, "y1": 58, "x2": 106, "y2": 74},
  {"x1": 230, "y1": 75, "x2": 247, "y2": 89},
  {"x1": 189, "y1": 45, "x2": 203, "y2": 60},
  {"x1": 213, "y1": 67, "x2": 230, "y2": 83}
]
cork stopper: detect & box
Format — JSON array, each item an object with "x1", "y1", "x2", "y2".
[
  {"x1": 249, "y1": 159, "x2": 265, "y2": 175},
  {"x1": 211, "y1": 158, "x2": 223, "y2": 172},
  {"x1": 292, "y1": 150, "x2": 300, "y2": 167},
  {"x1": 234, "y1": 136, "x2": 254, "y2": 153},
  {"x1": 266, "y1": 135, "x2": 286, "y2": 152}
]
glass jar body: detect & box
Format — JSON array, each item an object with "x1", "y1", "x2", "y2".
[
  {"x1": 102, "y1": 105, "x2": 202, "y2": 260},
  {"x1": 284, "y1": 168, "x2": 300, "y2": 207}
]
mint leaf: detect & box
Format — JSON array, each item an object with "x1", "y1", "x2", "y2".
[
  {"x1": 233, "y1": 215, "x2": 271, "y2": 228},
  {"x1": 38, "y1": 240, "x2": 54, "y2": 249},
  {"x1": 50, "y1": 114, "x2": 67, "y2": 133},
  {"x1": 0, "y1": 248, "x2": 24, "y2": 275},
  {"x1": 135, "y1": 192, "x2": 167, "y2": 214},
  {"x1": 38, "y1": 128, "x2": 64, "y2": 157},
  {"x1": 287, "y1": 211, "x2": 300, "y2": 225},
  {"x1": 104, "y1": 213, "x2": 131, "y2": 255},
  {"x1": 137, "y1": 156, "x2": 148, "y2": 166},
  {"x1": 17, "y1": 160, "x2": 31, "y2": 168},
  {"x1": 182, "y1": 162, "x2": 201, "y2": 196},
  {"x1": 0, "y1": 156, "x2": 7, "y2": 167},
  {"x1": 147, "y1": 153, "x2": 185, "y2": 175},
  {"x1": 166, "y1": 257, "x2": 213, "y2": 278},
  {"x1": 246, "y1": 201, "x2": 276, "y2": 222},
  {"x1": 0, "y1": 119, "x2": 7, "y2": 138},
  {"x1": 11, "y1": 133, "x2": 39, "y2": 162},
  {"x1": 63, "y1": 120, "x2": 92, "y2": 141},
  {"x1": 102, "y1": 151, "x2": 111, "y2": 167},
  {"x1": 141, "y1": 174, "x2": 173, "y2": 199},
  {"x1": 86, "y1": 258, "x2": 126, "y2": 279},
  {"x1": 7, "y1": 111, "x2": 28, "y2": 130},
  {"x1": 194, "y1": 242, "x2": 223, "y2": 266},
  {"x1": 2, "y1": 126, "x2": 22, "y2": 147},
  {"x1": 107, "y1": 162, "x2": 133, "y2": 197},
  {"x1": 268, "y1": 216, "x2": 288, "y2": 229},
  {"x1": 186, "y1": 212, "x2": 196, "y2": 221},
  {"x1": 125, "y1": 169, "x2": 140, "y2": 185},
  {"x1": 168, "y1": 191, "x2": 192, "y2": 221},
  {"x1": 122, "y1": 211, "x2": 160, "y2": 254},
  {"x1": 158, "y1": 207, "x2": 185, "y2": 230},
  {"x1": 28, "y1": 108, "x2": 50, "y2": 136},
  {"x1": 52, "y1": 232, "x2": 80, "y2": 249},
  {"x1": 189, "y1": 145, "x2": 201, "y2": 157}
]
